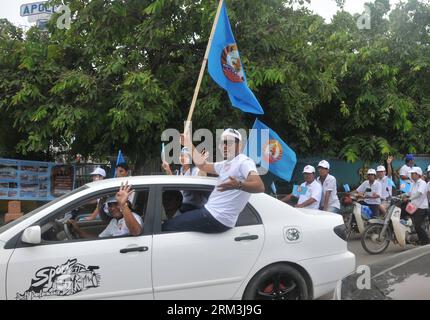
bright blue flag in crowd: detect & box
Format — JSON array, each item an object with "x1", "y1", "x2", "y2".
[
  {"x1": 271, "y1": 181, "x2": 277, "y2": 195},
  {"x1": 343, "y1": 184, "x2": 351, "y2": 192},
  {"x1": 387, "y1": 178, "x2": 396, "y2": 188},
  {"x1": 245, "y1": 119, "x2": 297, "y2": 182},
  {"x1": 399, "y1": 180, "x2": 411, "y2": 193},
  {"x1": 293, "y1": 185, "x2": 308, "y2": 197},
  {"x1": 116, "y1": 150, "x2": 125, "y2": 166},
  {"x1": 208, "y1": 2, "x2": 264, "y2": 115}
]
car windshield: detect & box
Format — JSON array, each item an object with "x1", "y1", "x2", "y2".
[{"x1": 0, "y1": 185, "x2": 89, "y2": 235}]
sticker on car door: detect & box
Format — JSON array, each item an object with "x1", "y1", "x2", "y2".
[{"x1": 16, "y1": 258, "x2": 101, "y2": 300}]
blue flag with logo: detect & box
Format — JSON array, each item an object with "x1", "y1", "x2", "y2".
[
  {"x1": 399, "y1": 180, "x2": 411, "y2": 193},
  {"x1": 293, "y1": 185, "x2": 308, "y2": 197},
  {"x1": 208, "y1": 2, "x2": 264, "y2": 115},
  {"x1": 244, "y1": 119, "x2": 297, "y2": 182}
]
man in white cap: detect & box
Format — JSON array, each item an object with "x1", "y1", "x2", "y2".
[
  {"x1": 90, "y1": 167, "x2": 106, "y2": 181},
  {"x1": 281, "y1": 165, "x2": 322, "y2": 210},
  {"x1": 377, "y1": 159, "x2": 393, "y2": 214},
  {"x1": 404, "y1": 167, "x2": 429, "y2": 245},
  {"x1": 317, "y1": 160, "x2": 340, "y2": 214},
  {"x1": 354, "y1": 169, "x2": 382, "y2": 217},
  {"x1": 163, "y1": 128, "x2": 265, "y2": 233},
  {"x1": 85, "y1": 167, "x2": 107, "y2": 221}
]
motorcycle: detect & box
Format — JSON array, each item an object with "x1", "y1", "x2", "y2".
[
  {"x1": 361, "y1": 196, "x2": 430, "y2": 255},
  {"x1": 342, "y1": 193, "x2": 373, "y2": 240}
]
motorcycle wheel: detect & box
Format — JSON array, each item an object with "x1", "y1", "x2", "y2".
[{"x1": 361, "y1": 224, "x2": 390, "y2": 255}]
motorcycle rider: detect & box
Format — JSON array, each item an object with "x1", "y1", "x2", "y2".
[
  {"x1": 404, "y1": 167, "x2": 429, "y2": 245},
  {"x1": 377, "y1": 158, "x2": 393, "y2": 216},
  {"x1": 399, "y1": 154, "x2": 415, "y2": 184},
  {"x1": 355, "y1": 169, "x2": 382, "y2": 217}
]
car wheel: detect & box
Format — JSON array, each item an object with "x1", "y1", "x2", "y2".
[{"x1": 243, "y1": 264, "x2": 309, "y2": 300}]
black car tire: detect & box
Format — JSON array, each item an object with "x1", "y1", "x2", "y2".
[{"x1": 243, "y1": 264, "x2": 309, "y2": 300}]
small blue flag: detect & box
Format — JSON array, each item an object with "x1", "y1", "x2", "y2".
[
  {"x1": 161, "y1": 143, "x2": 166, "y2": 162},
  {"x1": 244, "y1": 119, "x2": 297, "y2": 182},
  {"x1": 293, "y1": 185, "x2": 308, "y2": 197},
  {"x1": 343, "y1": 184, "x2": 351, "y2": 192},
  {"x1": 271, "y1": 181, "x2": 277, "y2": 195},
  {"x1": 387, "y1": 178, "x2": 396, "y2": 188},
  {"x1": 399, "y1": 180, "x2": 411, "y2": 193},
  {"x1": 114, "y1": 150, "x2": 126, "y2": 178},
  {"x1": 208, "y1": 2, "x2": 264, "y2": 115}
]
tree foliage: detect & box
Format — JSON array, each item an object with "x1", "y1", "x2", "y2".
[{"x1": 0, "y1": 0, "x2": 429, "y2": 166}]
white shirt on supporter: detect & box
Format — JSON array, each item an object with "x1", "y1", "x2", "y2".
[
  {"x1": 205, "y1": 154, "x2": 258, "y2": 228},
  {"x1": 378, "y1": 176, "x2": 393, "y2": 200},
  {"x1": 400, "y1": 164, "x2": 413, "y2": 183},
  {"x1": 317, "y1": 174, "x2": 340, "y2": 209},
  {"x1": 357, "y1": 180, "x2": 382, "y2": 205},
  {"x1": 409, "y1": 179, "x2": 429, "y2": 210},
  {"x1": 99, "y1": 212, "x2": 143, "y2": 238},
  {"x1": 297, "y1": 180, "x2": 322, "y2": 210},
  {"x1": 427, "y1": 181, "x2": 430, "y2": 202}
]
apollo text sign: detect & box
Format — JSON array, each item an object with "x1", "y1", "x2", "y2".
[{"x1": 20, "y1": 1, "x2": 57, "y2": 17}]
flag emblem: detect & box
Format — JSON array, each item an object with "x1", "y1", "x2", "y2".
[
  {"x1": 221, "y1": 44, "x2": 245, "y2": 83},
  {"x1": 263, "y1": 140, "x2": 283, "y2": 164}
]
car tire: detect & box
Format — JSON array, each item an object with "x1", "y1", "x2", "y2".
[{"x1": 243, "y1": 264, "x2": 309, "y2": 300}]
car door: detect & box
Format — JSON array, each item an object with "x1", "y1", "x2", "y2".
[
  {"x1": 6, "y1": 187, "x2": 155, "y2": 300},
  {"x1": 152, "y1": 185, "x2": 265, "y2": 299}
]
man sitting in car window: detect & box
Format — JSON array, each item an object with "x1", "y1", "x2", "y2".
[{"x1": 68, "y1": 182, "x2": 143, "y2": 238}]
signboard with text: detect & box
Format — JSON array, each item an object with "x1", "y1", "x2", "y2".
[
  {"x1": 0, "y1": 158, "x2": 75, "y2": 201},
  {"x1": 20, "y1": 1, "x2": 57, "y2": 17}
]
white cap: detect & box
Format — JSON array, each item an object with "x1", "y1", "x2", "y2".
[
  {"x1": 377, "y1": 166, "x2": 386, "y2": 172},
  {"x1": 221, "y1": 128, "x2": 242, "y2": 142},
  {"x1": 303, "y1": 165, "x2": 316, "y2": 174},
  {"x1": 409, "y1": 167, "x2": 423, "y2": 176},
  {"x1": 367, "y1": 169, "x2": 377, "y2": 175},
  {"x1": 90, "y1": 167, "x2": 106, "y2": 177},
  {"x1": 318, "y1": 160, "x2": 330, "y2": 170}
]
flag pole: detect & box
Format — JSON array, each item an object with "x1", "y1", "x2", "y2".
[{"x1": 184, "y1": 0, "x2": 224, "y2": 134}]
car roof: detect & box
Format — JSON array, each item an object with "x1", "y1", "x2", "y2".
[{"x1": 85, "y1": 175, "x2": 218, "y2": 190}]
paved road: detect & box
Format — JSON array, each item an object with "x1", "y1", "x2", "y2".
[{"x1": 318, "y1": 235, "x2": 415, "y2": 300}]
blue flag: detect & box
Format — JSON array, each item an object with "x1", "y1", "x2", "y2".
[
  {"x1": 208, "y1": 2, "x2": 264, "y2": 115},
  {"x1": 245, "y1": 119, "x2": 297, "y2": 182},
  {"x1": 343, "y1": 184, "x2": 351, "y2": 192},
  {"x1": 399, "y1": 180, "x2": 411, "y2": 193},
  {"x1": 161, "y1": 143, "x2": 166, "y2": 162},
  {"x1": 116, "y1": 150, "x2": 125, "y2": 166},
  {"x1": 293, "y1": 185, "x2": 308, "y2": 197},
  {"x1": 271, "y1": 181, "x2": 277, "y2": 195},
  {"x1": 387, "y1": 178, "x2": 396, "y2": 188}
]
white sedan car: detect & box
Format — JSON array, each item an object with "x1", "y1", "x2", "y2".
[{"x1": 0, "y1": 176, "x2": 355, "y2": 300}]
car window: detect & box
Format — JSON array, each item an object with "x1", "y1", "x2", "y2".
[
  {"x1": 0, "y1": 185, "x2": 89, "y2": 235},
  {"x1": 235, "y1": 204, "x2": 262, "y2": 227},
  {"x1": 36, "y1": 189, "x2": 149, "y2": 243}
]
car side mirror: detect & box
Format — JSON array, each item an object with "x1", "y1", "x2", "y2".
[{"x1": 21, "y1": 226, "x2": 42, "y2": 245}]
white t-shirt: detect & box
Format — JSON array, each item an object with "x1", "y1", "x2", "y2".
[
  {"x1": 409, "y1": 179, "x2": 429, "y2": 209},
  {"x1": 427, "y1": 182, "x2": 430, "y2": 202},
  {"x1": 317, "y1": 174, "x2": 340, "y2": 209},
  {"x1": 298, "y1": 180, "x2": 322, "y2": 210},
  {"x1": 99, "y1": 212, "x2": 143, "y2": 238},
  {"x1": 205, "y1": 154, "x2": 258, "y2": 228},
  {"x1": 357, "y1": 180, "x2": 382, "y2": 205},
  {"x1": 179, "y1": 167, "x2": 207, "y2": 207},
  {"x1": 378, "y1": 176, "x2": 393, "y2": 200},
  {"x1": 399, "y1": 165, "x2": 413, "y2": 183}
]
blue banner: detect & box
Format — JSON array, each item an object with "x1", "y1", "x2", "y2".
[
  {"x1": 245, "y1": 119, "x2": 297, "y2": 182},
  {"x1": 208, "y1": 2, "x2": 264, "y2": 115},
  {"x1": 293, "y1": 185, "x2": 308, "y2": 197}
]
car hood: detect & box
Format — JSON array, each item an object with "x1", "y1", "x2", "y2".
[{"x1": 338, "y1": 246, "x2": 430, "y2": 300}]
